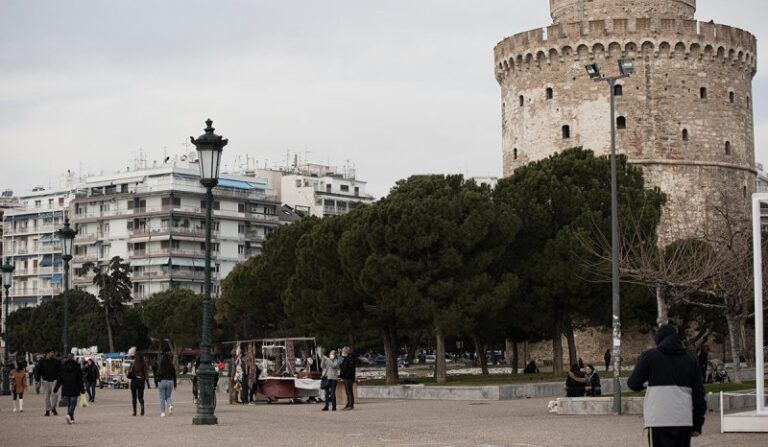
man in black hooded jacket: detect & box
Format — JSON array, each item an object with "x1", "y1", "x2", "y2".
[{"x1": 628, "y1": 324, "x2": 706, "y2": 447}]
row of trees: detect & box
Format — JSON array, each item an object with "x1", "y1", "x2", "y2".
[{"x1": 217, "y1": 148, "x2": 672, "y2": 384}]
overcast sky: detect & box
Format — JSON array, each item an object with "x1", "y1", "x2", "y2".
[{"x1": 1, "y1": 0, "x2": 766, "y2": 198}]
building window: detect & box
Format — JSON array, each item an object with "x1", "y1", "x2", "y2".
[
  {"x1": 613, "y1": 84, "x2": 623, "y2": 96},
  {"x1": 700, "y1": 87, "x2": 707, "y2": 99},
  {"x1": 326, "y1": 184, "x2": 331, "y2": 193},
  {"x1": 617, "y1": 116, "x2": 627, "y2": 130},
  {"x1": 34, "y1": 200, "x2": 41, "y2": 208},
  {"x1": 238, "y1": 245, "x2": 245, "y2": 255},
  {"x1": 743, "y1": 186, "x2": 748, "y2": 199},
  {"x1": 295, "y1": 179, "x2": 302, "y2": 188},
  {"x1": 59, "y1": 197, "x2": 64, "y2": 206},
  {"x1": 682, "y1": 129, "x2": 689, "y2": 141},
  {"x1": 340, "y1": 184, "x2": 349, "y2": 192},
  {"x1": 48, "y1": 199, "x2": 54, "y2": 208},
  {"x1": 354, "y1": 186, "x2": 359, "y2": 196},
  {"x1": 238, "y1": 223, "x2": 245, "y2": 234},
  {"x1": 519, "y1": 95, "x2": 524, "y2": 107},
  {"x1": 513, "y1": 148, "x2": 518, "y2": 160},
  {"x1": 725, "y1": 141, "x2": 731, "y2": 155},
  {"x1": 562, "y1": 125, "x2": 571, "y2": 139},
  {"x1": 546, "y1": 88, "x2": 553, "y2": 100},
  {"x1": 729, "y1": 91, "x2": 735, "y2": 103}
]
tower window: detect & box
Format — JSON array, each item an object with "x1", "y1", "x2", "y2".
[
  {"x1": 725, "y1": 141, "x2": 731, "y2": 155},
  {"x1": 546, "y1": 88, "x2": 554, "y2": 100},
  {"x1": 513, "y1": 148, "x2": 518, "y2": 160},
  {"x1": 682, "y1": 129, "x2": 689, "y2": 141},
  {"x1": 729, "y1": 91, "x2": 735, "y2": 103},
  {"x1": 613, "y1": 84, "x2": 623, "y2": 96},
  {"x1": 617, "y1": 116, "x2": 627, "y2": 130},
  {"x1": 519, "y1": 95, "x2": 524, "y2": 107},
  {"x1": 743, "y1": 186, "x2": 748, "y2": 199},
  {"x1": 562, "y1": 125, "x2": 571, "y2": 140},
  {"x1": 700, "y1": 87, "x2": 707, "y2": 99}
]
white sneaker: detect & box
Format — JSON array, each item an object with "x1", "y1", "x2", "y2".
[
  {"x1": 168, "y1": 405, "x2": 173, "y2": 415},
  {"x1": 66, "y1": 415, "x2": 72, "y2": 424},
  {"x1": 160, "y1": 412, "x2": 166, "y2": 417},
  {"x1": 13, "y1": 408, "x2": 17, "y2": 413}
]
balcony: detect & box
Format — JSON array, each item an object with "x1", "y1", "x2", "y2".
[
  {"x1": 131, "y1": 270, "x2": 206, "y2": 282},
  {"x1": 2, "y1": 224, "x2": 58, "y2": 236},
  {"x1": 129, "y1": 226, "x2": 218, "y2": 239},
  {"x1": 73, "y1": 253, "x2": 98, "y2": 264},
  {"x1": 11, "y1": 286, "x2": 63, "y2": 297},
  {"x1": 73, "y1": 272, "x2": 96, "y2": 285},
  {"x1": 74, "y1": 233, "x2": 99, "y2": 244},
  {"x1": 130, "y1": 248, "x2": 208, "y2": 259}
]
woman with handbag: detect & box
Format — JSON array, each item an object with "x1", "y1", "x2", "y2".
[
  {"x1": 53, "y1": 353, "x2": 85, "y2": 424},
  {"x1": 320, "y1": 349, "x2": 340, "y2": 411},
  {"x1": 129, "y1": 353, "x2": 150, "y2": 416}
]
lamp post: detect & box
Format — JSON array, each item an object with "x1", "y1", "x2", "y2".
[
  {"x1": 585, "y1": 59, "x2": 634, "y2": 416},
  {"x1": 56, "y1": 217, "x2": 77, "y2": 356},
  {"x1": 1, "y1": 259, "x2": 14, "y2": 396},
  {"x1": 190, "y1": 118, "x2": 227, "y2": 425}
]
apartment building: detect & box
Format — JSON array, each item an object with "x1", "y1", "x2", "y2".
[
  {"x1": 69, "y1": 162, "x2": 280, "y2": 301},
  {"x1": 276, "y1": 163, "x2": 374, "y2": 218}
]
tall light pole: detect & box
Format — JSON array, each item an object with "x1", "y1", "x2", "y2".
[
  {"x1": 1, "y1": 259, "x2": 14, "y2": 396},
  {"x1": 190, "y1": 118, "x2": 227, "y2": 425},
  {"x1": 585, "y1": 59, "x2": 634, "y2": 416},
  {"x1": 56, "y1": 217, "x2": 77, "y2": 356}
]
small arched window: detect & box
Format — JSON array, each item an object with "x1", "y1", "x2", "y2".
[
  {"x1": 613, "y1": 84, "x2": 623, "y2": 96},
  {"x1": 729, "y1": 91, "x2": 735, "y2": 103},
  {"x1": 617, "y1": 116, "x2": 627, "y2": 130},
  {"x1": 743, "y1": 186, "x2": 748, "y2": 199},
  {"x1": 513, "y1": 148, "x2": 518, "y2": 160},
  {"x1": 725, "y1": 141, "x2": 731, "y2": 155},
  {"x1": 562, "y1": 125, "x2": 571, "y2": 139},
  {"x1": 546, "y1": 88, "x2": 554, "y2": 100},
  {"x1": 682, "y1": 129, "x2": 689, "y2": 141},
  {"x1": 519, "y1": 95, "x2": 524, "y2": 107},
  {"x1": 700, "y1": 87, "x2": 708, "y2": 99}
]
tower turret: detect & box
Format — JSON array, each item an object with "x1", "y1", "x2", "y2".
[{"x1": 550, "y1": 0, "x2": 695, "y2": 23}]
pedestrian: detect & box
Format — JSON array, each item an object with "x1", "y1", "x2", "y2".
[
  {"x1": 10, "y1": 362, "x2": 28, "y2": 413},
  {"x1": 584, "y1": 364, "x2": 602, "y2": 396},
  {"x1": 53, "y1": 353, "x2": 85, "y2": 424},
  {"x1": 32, "y1": 357, "x2": 42, "y2": 394},
  {"x1": 697, "y1": 345, "x2": 710, "y2": 383},
  {"x1": 604, "y1": 349, "x2": 611, "y2": 372},
  {"x1": 36, "y1": 348, "x2": 61, "y2": 417},
  {"x1": 151, "y1": 358, "x2": 160, "y2": 387},
  {"x1": 565, "y1": 363, "x2": 587, "y2": 397},
  {"x1": 128, "y1": 353, "x2": 150, "y2": 416},
  {"x1": 83, "y1": 359, "x2": 99, "y2": 402},
  {"x1": 191, "y1": 357, "x2": 199, "y2": 405},
  {"x1": 339, "y1": 346, "x2": 356, "y2": 410},
  {"x1": 156, "y1": 353, "x2": 176, "y2": 417},
  {"x1": 628, "y1": 324, "x2": 706, "y2": 447},
  {"x1": 247, "y1": 356, "x2": 259, "y2": 405},
  {"x1": 320, "y1": 349, "x2": 340, "y2": 411}
]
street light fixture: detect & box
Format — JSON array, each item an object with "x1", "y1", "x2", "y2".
[
  {"x1": 584, "y1": 59, "x2": 633, "y2": 416},
  {"x1": 56, "y1": 217, "x2": 77, "y2": 356},
  {"x1": 1, "y1": 259, "x2": 14, "y2": 396},
  {"x1": 190, "y1": 118, "x2": 227, "y2": 426}
]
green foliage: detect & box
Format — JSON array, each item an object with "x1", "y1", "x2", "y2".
[{"x1": 140, "y1": 288, "x2": 203, "y2": 350}]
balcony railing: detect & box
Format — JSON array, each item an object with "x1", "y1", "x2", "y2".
[
  {"x1": 11, "y1": 286, "x2": 63, "y2": 297},
  {"x1": 131, "y1": 270, "x2": 206, "y2": 281},
  {"x1": 130, "y1": 248, "x2": 209, "y2": 258},
  {"x1": 129, "y1": 227, "x2": 218, "y2": 239},
  {"x1": 3, "y1": 225, "x2": 58, "y2": 236}
]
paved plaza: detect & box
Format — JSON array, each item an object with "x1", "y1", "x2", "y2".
[{"x1": 0, "y1": 381, "x2": 766, "y2": 447}]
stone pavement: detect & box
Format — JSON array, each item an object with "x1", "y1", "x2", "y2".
[{"x1": 0, "y1": 381, "x2": 765, "y2": 447}]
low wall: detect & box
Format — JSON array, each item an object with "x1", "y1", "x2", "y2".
[{"x1": 555, "y1": 391, "x2": 757, "y2": 415}]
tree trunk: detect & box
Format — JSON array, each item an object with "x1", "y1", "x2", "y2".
[
  {"x1": 407, "y1": 342, "x2": 418, "y2": 366},
  {"x1": 552, "y1": 314, "x2": 564, "y2": 375},
  {"x1": 656, "y1": 285, "x2": 669, "y2": 327},
  {"x1": 473, "y1": 333, "x2": 489, "y2": 375},
  {"x1": 382, "y1": 326, "x2": 399, "y2": 386},
  {"x1": 512, "y1": 339, "x2": 519, "y2": 374},
  {"x1": 564, "y1": 317, "x2": 578, "y2": 368},
  {"x1": 434, "y1": 327, "x2": 447, "y2": 384},
  {"x1": 505, "y1": 338, "x2": 514, "y2": 372},
  {"x1": 725, "y1": 313, "x2": 743, "y2": 384},
  {"x1": 738, "y1": 323, "x2": 754, "y2": 368},
  {"x1": 104, "y1": 304, "x2": 115, "y2": 353}
]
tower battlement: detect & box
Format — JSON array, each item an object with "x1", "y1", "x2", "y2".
[{"x1": 550, "y1": 0, "x2": 695, "y2": 23}]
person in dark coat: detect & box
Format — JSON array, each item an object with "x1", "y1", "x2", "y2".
[
  {"x1": 36, "y1": 348, "x2": 61, "y2": 416},
  {"x1": 339, "y1": 346, "x2": 356, "y2": 410},
  {"x1": 628, "y1": 324, "x2": 706, "y2": 447},
  {"x1": 697, "y1": 345, "x2": 710, "y2": 383},
  {"x1": 584, "y1": 365, "x2": 602, "y2": 396},
  {"x1": 604, "y1": 349, "x2": 611, "y2": 372},
  {"x1": 54, "y1": 353, "x2": 85, "y2": 424},
  {"x1": 83, "y1": 359, "x2": 99, "y2": 402},
  {"x1": 565, "y1": 363, "x2": 586, "y2": 397}
]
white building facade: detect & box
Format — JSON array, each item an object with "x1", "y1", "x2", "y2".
[{"x1": 277, "y1": 163, "x2": 374, "y2": 217}]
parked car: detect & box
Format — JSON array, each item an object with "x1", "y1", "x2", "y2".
[
  {"x1": 357, "y1": 356, "x2": 372, "y2": 365},
  {"x1": 373, "y1": 355, "x2": 387, "y2": 365}
]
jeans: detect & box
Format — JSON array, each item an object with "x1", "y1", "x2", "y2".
[
  {"x1": 66, "y1": 395, "x2": 78, "y2": 420},
  {"x1": 343, "y1": 379, "x2": 355, "y2": 408},
  {"x1": 86, "y1": 381, "x2": 97, "y2": 401},
  {"x1": 158, "y1": 380, "x2": 174, "y2": 412},
  {"x1": 43, "y1": 380, "x2": 58, "y2": 412},
  {"x1": 323, "y1": 379, "x2": 337, "y2": 409},
  {"x1": 130, "y1": 378, "x2": 146, "y2": 414}
]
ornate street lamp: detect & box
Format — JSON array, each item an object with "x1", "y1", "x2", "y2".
[
  {"x1": 56, "y1": 217, "x2": 77, "y2": 356},
  {"x1": 1, "y1": 259, "x2": 14, "y2": 396},
  {"x1": 190, "y1": 118, "x2": 227, "y2": 425},
  {"x1": 584, "y1": 59, "x2": 633, "y2": 415}
]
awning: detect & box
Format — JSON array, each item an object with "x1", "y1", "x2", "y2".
[
  {"x1": 84, "y1": 176, "x2": 145, "y2": 188},
  {"x1": 50, "y1": 273, "x2": 63, "y2": 284},
  {"x1": 170, "y1": 258, "x2": 201, "y2": 267},
  {"x1": 40, "y1": 255, "x2": 54, "y2": 267},
  {"x1": 131, "y1": 257, "x2": 169, "y2": 267},
  {"x1": 218, "y1": 178, "x2": 258, "y2": 190},
  {"x1": 39, "y1": 235, "x2": 59, "y2": 243}
]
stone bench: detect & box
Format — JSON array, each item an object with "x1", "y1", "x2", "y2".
[{"x1": 554, "y1": 391, "x2": 756, "y2": 415}]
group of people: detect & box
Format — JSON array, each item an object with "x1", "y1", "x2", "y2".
[
  {"x1": 319, "y1": 346, "x2": 356, "y2": 411},
  {"x1": 564, "y1": 363, "x2": 602, "y2": 397}
]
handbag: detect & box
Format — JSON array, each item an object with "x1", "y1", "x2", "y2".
[
  {"x1": 78, "y1": 393, "x2": 89, "y2": 408},
  {"x1": 320, "y1": 376, "x2": 329, "y2": 389}
]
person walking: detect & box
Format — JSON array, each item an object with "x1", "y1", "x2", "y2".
[
  {"x1": 83, "y1": 359, "x2": 99, "y2": 402},
  {"x1": 36, "y1": 348, "x2": 61, "y2": 416},
  {"x1": 339, "y1": 346, "x2": 356, "y2": 410},
  {"x1": 32, "y1": 356, "x2": 42, "y2": 394},
  {"x1": 604, "y1": 349, "x2": 611, "y2": 372},
  {"x1": 320, "y1": 349, "x2": 340, "y2": 411},
  {"x1": 697, "y1": 345, "x2": 710, "y2": 383},
  {"x1": 128, "y1": 353, "x2": 151, "y2": 416},
  {"x1": 628, "y1": 324, "x2": 706, "y2": 447},
  {"x1": 151, "y1": 358, "x2": 160, "y2": 388},
  {"x1": 53, "y1": 353, "x2": 85, "y2": 425},
  {"x1": 156, "y1": 353, "x2": 176, "y2": 417},
  {"x1": 10, "y1": 362, "x2": 28, "y2": 413}
]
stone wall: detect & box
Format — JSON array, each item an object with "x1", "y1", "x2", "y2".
[{"x1": 550, "y1": 0, "x2": 696, "y2": 24}]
